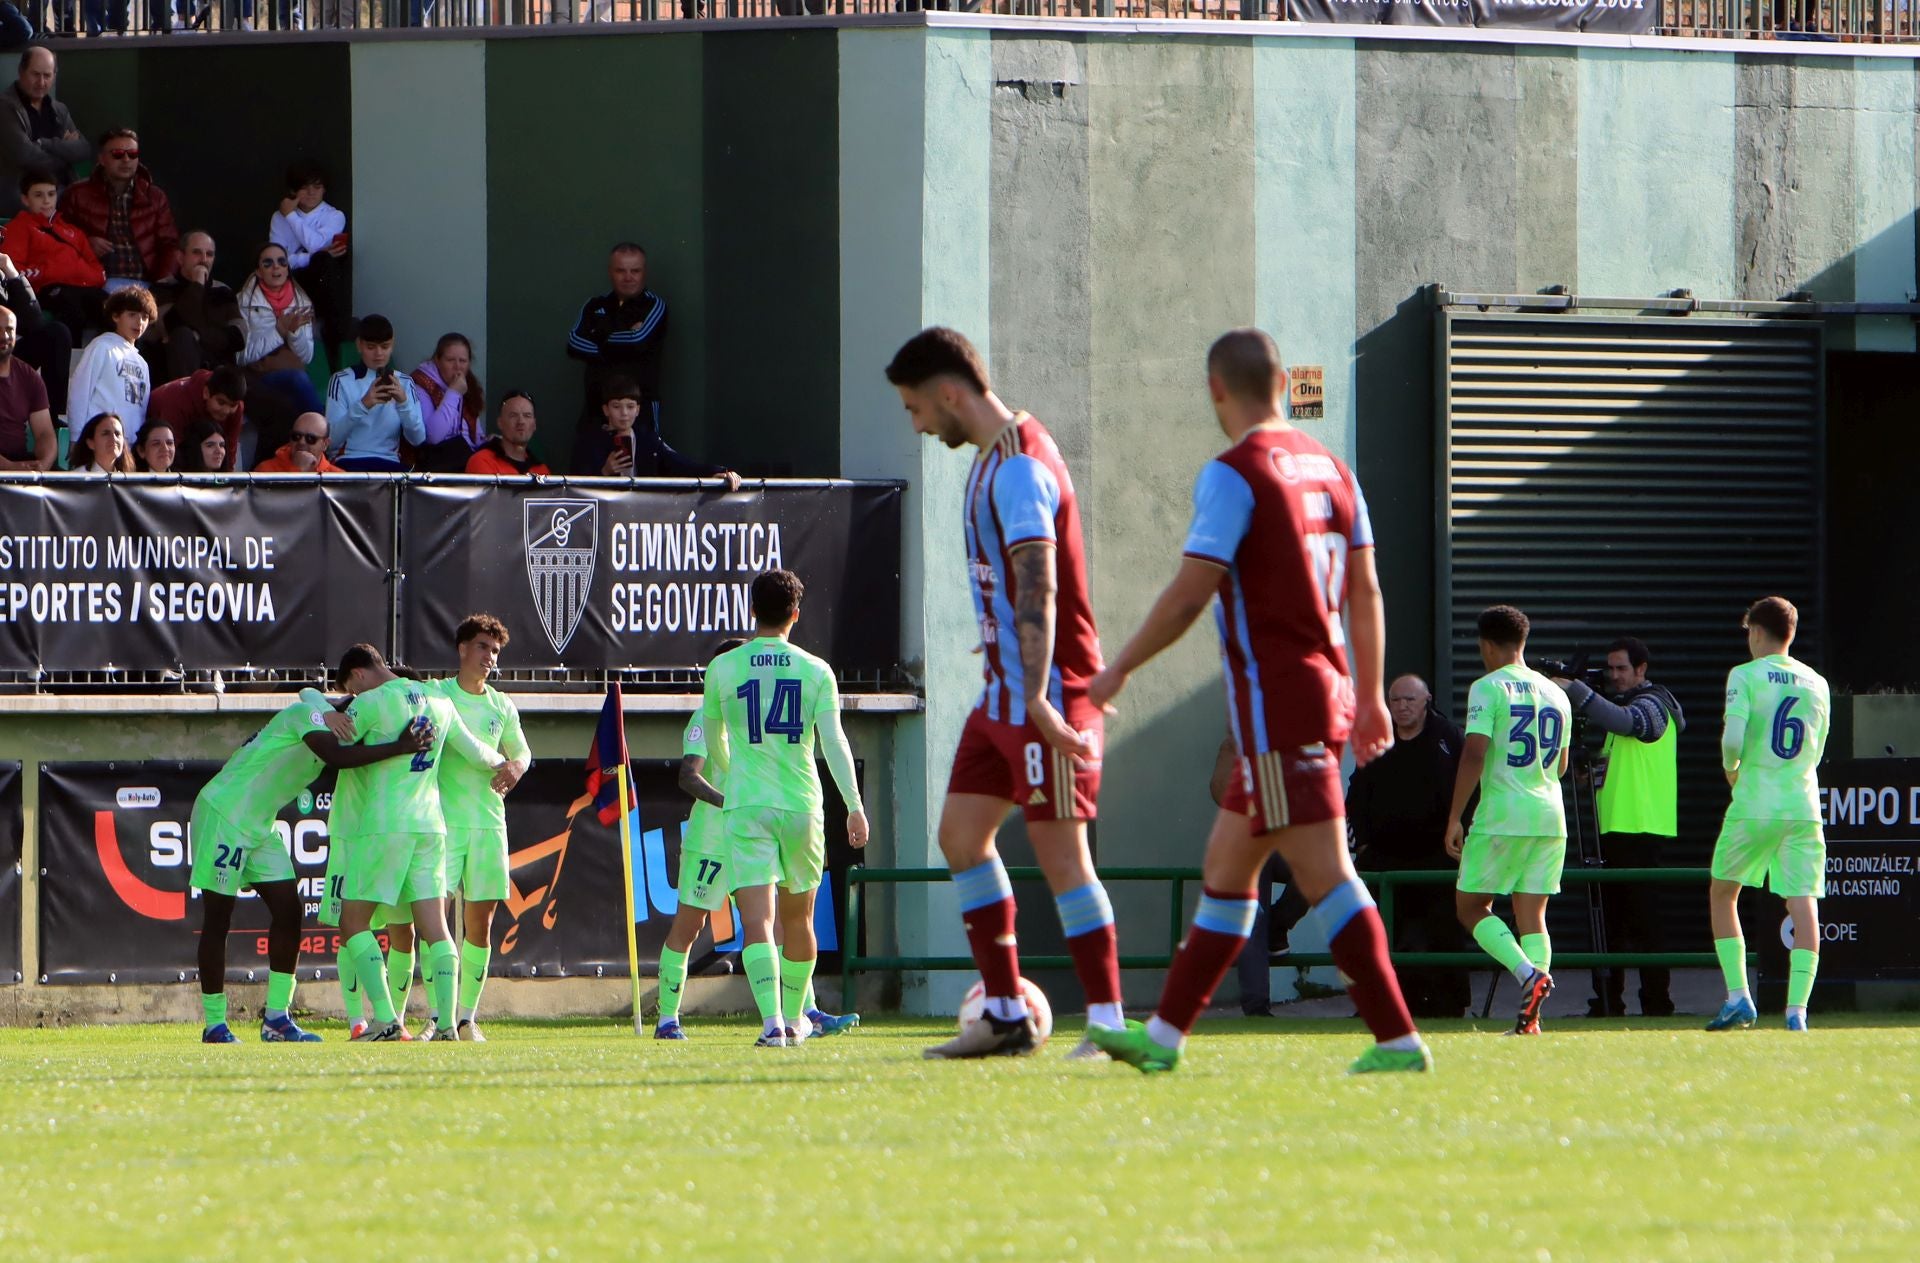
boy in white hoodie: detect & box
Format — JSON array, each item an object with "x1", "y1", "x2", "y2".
[
  {"x1": 69, "y1": 287, "x2": 156, "y2": 438},
  {"x1": 269, "y1": 159, "x2": 349, "y2": 359}
]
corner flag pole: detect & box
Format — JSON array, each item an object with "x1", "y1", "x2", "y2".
[{"x1": 615, "y1": 761, "x2": 643, "y2": 1035}]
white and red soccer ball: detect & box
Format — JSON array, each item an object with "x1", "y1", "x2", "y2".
[{"x1": 958, "y1": 977, "x2": 1053, "y2": 1045}]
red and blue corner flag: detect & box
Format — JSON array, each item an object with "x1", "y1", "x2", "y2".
[{"x1": 584, "y1": 683, "x2": 629, "y2": 826}]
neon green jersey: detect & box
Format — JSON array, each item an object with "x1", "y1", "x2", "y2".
[
  {"x1": 1464, "y1": 664, "x2": 1571, "y2": 839},
  {"x1": 432, "y1": 678, "x2": 532, "y2": 829},
  {"x1": 681, "y1": 707, "x2": 731, "y2": 854},
  {"x1": 697, "y1": 635, "x2": 862, "y2": 817},
  {"x1": 1722, "y1": 654, "x2": 1830, "y2": 822},
  {"x1": 332, "y1": 677, "x2": 501, "y2": 838},
  {"x1": 195, "y1": 688, "x2": 336, "y2": 832}
]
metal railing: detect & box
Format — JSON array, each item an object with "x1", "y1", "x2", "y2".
[
  {"x1": 840, "y1": 864, "x2": 1747, "y2": 1002},
  {"x1": 26, "y1": 0, "x2": 1920, "y2": 43}
]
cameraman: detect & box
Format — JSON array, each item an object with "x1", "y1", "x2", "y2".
[{"x1": 1551, "y1": 637, "x2": 1685, "y2": 1018}]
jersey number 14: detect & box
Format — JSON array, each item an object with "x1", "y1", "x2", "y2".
[{"x1": 737, "y1": 679, "x2": 804, "y2": 745}]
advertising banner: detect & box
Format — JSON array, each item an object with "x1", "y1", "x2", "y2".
[
  {"x1": 0, "y1": 479, "x2": 393, "y2": 673},
  {"x1": 398, "y1": 481, "x2": 903, "y2": 674},
  {"x1": 1289, "y1": 0, "x2": 1653, "y2": 33},
  {"x1": 37, "y1": 757, "x2": 858, "y2": 985},
  {"x1": 0, "y1": 762, "x2": 19, "y2": 983},
  {"x1": 1754, "y1": 759, "x2": 1920, "y2": 984}
]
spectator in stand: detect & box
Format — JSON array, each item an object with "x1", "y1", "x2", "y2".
[
  {"x1": 1346, "y1": 674, "x2": 1471, "y2": 1018},
  {"x1": 147, "y1": 365, "x2": 246, "y2": 473},
  {"x1": 571, "y1": 377, "x2": 740, "y2": 487},
  {"x1": 4, "y1": 172, "x2": 104, "y2": 343},
  {"x1": 254, "y1": 410, "x2": 343, "y2": 473},
  {"x1": 465, "y1": 390, "x2": 548, "y2": 477},
  {"x1": 235, "y1": 241, "x2": 321, "y2": 456},
  {"x1": 59, "y1": 128, "x2": 180, "y2": 291},
  {"x1": 146, "y1": 230, "x2": 242, "y2": 381},
  {"x1": 68, "y1": 410, "x2": 130, "y2": 475},
  {"x1": 269, "y1": 160, "x2": 348, "y2": 361},
  {"x1": 132, "y1": 417, "x2": 175, "y2": 472},
  {"x1": 567, "y1": 242, "x2": 668, "y2": 439},
  {"x1": 0, "y1": 233, "x2": 69, "y2": 423},
  {"x1": 0, "y1": 306, "x2": 53, "y2": 471},
  {"x1": 176, "y1": 415, "x2": 226, "y2": 474},
  {"x1": 325, "y1": 313, "x2": 422, "y2": 473},
  {"x1": 68, "y1": 285, "x2": 153, "y2": 443},
  {"x1": 0, "y1": 47, "x2": 88, "y2": 218},
  {"x1": 410, "y1": 332, "x2": 485, "y2": 473}
]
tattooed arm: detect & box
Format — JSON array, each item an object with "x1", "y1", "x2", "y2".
[{"x1": 1012, "y1": 541, "x2": 1094, "y2": 761}]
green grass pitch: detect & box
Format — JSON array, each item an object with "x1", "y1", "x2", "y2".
[{"x1": 1, "y1": 1015, "x2": 1915, "y2": 1261}]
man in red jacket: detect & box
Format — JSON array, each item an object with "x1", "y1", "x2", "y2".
[
  {"x1": 255, "y1": 412, "x2": 344, "y2": 474},
  {"x1": 464, "y1": 390, "x2": 550, "y2": 477},
  {"x1": 58, "y1": 128, "x2": 179, "y2": 290}
]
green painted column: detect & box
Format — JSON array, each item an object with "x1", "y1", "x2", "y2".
[
  {"x1": 351, "y1": 42, "x2": 491, "y2": 377},
  {"x1": 838, "y1": 27, "x2": 991, "y2": 1015}
]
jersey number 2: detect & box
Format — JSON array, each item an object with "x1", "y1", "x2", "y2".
[{"x1": 737, "y1": 679, "x2": 804, "y2": 745}]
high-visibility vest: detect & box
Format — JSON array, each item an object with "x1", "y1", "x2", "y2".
[{"x1": 1598, "y1": 715, "x2": 1677, "y2": 837}]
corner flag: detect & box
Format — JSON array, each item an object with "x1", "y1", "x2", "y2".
[{"x1": 585, "y1": 683, "x2": 628, "y2": 826}]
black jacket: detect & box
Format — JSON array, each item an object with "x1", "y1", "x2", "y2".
[
  {"x1": 571, "y1": 425, "x2": 723, "y2": 480},
  {"x1": 566, "y1": 288, "x2": 668, "y2": 406},
  {"x1": 1347, "y1": 709, "x2": 1465, "y2": 869}
]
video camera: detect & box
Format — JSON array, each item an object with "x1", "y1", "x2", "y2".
[{"x1": 1534, "y1": 649, "x2": 1605, "y2": 693}]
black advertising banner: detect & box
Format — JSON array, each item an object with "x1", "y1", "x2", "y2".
[
  {"x1": 0, "y1": 479, "x2": 392, "y2": 673},
  {"x1": 398, "y1": 481, "x2": 904, "y2": 674},
  {"x1": 0, "y1": 762, "x2": 20, "y2": 983},
  {"x1": 1290, "y1": 0, "x2": 1652, "y2": 32},
  {"x1": 37, "y1": 757, "x2": 859, "y2": 986},
  {"x1": 1755, "y1": 759, "x2": 1920, "y2": 984}
]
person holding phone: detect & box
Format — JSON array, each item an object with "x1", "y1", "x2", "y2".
[{"x1": 325, "y1": 312, "x2": 422, "y2": 472}]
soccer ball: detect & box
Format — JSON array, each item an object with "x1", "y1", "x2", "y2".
[{"x1": 958, "y1": 977, "x2": 1053, "y2": 1045}]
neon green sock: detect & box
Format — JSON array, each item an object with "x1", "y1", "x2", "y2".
[
  {"x1": 201, "y1": 992, "x2": 227, "y2": 1029},
  {"x1": 1520, "y1": 933, "x2": 1551, "y2": 975},
  {"x1": 458, "y1": 940, "x2": 490, "y2": 1020},
  {"x1": 780, "y1": 954, "x2": 815, "y2": 1029},
  {"x1": 743, "y1": 942, "x2": 782, "y2": 1024},
  {"x1": 802, "y1": 978, "x2": 817, "y2": 1014},
  {"x1": 345, "y1": 933, "x2": 396, "y2": 1025},
  {"x1": 1787, "y1": 947, "x2": 1819, "y2": 1008},
  {"x1": 386, "y1": 948, "x2": 414, "y2": 1021},
  {"x1": 657, "y1": 946, "x2": 689, "y2": 1023},
  {"x1": 264, "y1": 970, "x2": 295, "y2": 1017},
  {"x1": 339, "y1": 949, "x2": 361, "y2": 1019},
  {"x1": 1714, "y1": 936, "x2": 1748, "y2": 995},
  {"x1": 428, "y1": 941, "x2": 458, "y2": 1027},
  {"x1": 1471, "y1": 917, "x2": 1536, "y2": 981}
]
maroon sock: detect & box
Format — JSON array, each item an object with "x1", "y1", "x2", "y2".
[
  {"x1": 962, "y1": 896, "x2": 1022, "y2": 999},
  {"x1": 1152, "y1": 888, "x2": 1255, "y2": 1034},
  {"x1": 1329, "y1": 905, "x2": 1417, "y2": 1042},
  {"x1": 1065, "y1": 924, "x2": 1123, "y2": 1007}
]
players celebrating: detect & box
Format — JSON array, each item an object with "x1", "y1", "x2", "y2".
[
  {"x1": 697, "y1": 570, "x2": 870, "y2": 1048},
  {"x1": 887, "y1": 328, "x2": 1126, "y2": 1061},
  {"x1": 191, "y1": 686, "x2": 429, "y2": 1044},
  {"x1": 1087, "y1": 328, "x2": 1427, "y2": 1075},
  {"x1": 1706, "y1": 597, "x2": 1831, "y2": 1032},
  {"x1": 1445, "y1": 605, "x2": 1572, "y2": 1036}
]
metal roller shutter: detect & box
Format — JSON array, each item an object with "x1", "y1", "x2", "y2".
[{"x1": 1436, "y1": 311, "x2": 1824, "y2": 946}]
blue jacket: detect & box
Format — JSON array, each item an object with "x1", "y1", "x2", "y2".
[{"x1": 326, "y1": 365, "x2": 425, "y2": 464}]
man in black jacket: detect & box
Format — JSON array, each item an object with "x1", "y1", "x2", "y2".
[
  {"x1": 1346, "y1": 674, "x2": 1469, "y2": 1016},
  {"x1": 566, "y1": 242, "x2": 669, "y2": 441},
  {"x1": 1552, "y1": 637, "x2": 1685, "y2": 1017}
]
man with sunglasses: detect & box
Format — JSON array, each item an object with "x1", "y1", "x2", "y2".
[
  {"x1": 58, "y1": 127, "x2": 179, "y2": 291},
  {"x1": 254, "y1": 410, "x2": 342, "y2": 473}
]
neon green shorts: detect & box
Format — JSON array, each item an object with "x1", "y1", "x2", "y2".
[
  {"x1": 1457, "y1": 832, "x2": 1566, "y2": 896},
  {"x1": 677, "y1": 839, "x2": 732, "y2": 912},
  {"x1": 726, "y1": 806, "x2": 824, "y2": 895},
  {"x1": 446, "y1": 826, "x2": 509, "y2": 902},
  {"x1": 321, "y1": 832, "x2": 446, "y2": 918},
  {"x1": 188, "y1": 799, "x2": 293, "y2": 896},
  {"x1": 1712, "y1": 818, "x2": 1826, "y2": 898}
]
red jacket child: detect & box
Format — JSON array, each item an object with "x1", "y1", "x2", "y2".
[{"x1": 1, "y1": 206, "x2": 106, "y2": 289}]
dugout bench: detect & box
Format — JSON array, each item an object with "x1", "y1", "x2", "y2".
[{"x1": 839, "y1": 866, "x2": 1756, "y2": 1012}]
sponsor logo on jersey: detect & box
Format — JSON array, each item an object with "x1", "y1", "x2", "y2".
[
  {"x1": 524, "y1": 499, "x2": 598, "y2": 654},
  {"x1": 1027, "y1": 789, "x2": 1048, "y2": 806}
]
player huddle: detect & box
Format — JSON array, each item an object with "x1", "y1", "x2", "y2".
[
  {"x1": 191, "y1": 616, "x2": 529, "y2": 1043},
  {"x1": 188, "y1": 324, "x2": 1831, "y2": 1057}
]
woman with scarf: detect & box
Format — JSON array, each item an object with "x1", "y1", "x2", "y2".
[
  {"x1": 234, "y1": 241, "x2": 322, "y2": 459},
  {"x1": 409, "y1": 332, "x2": 485, "y2": 473}
]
